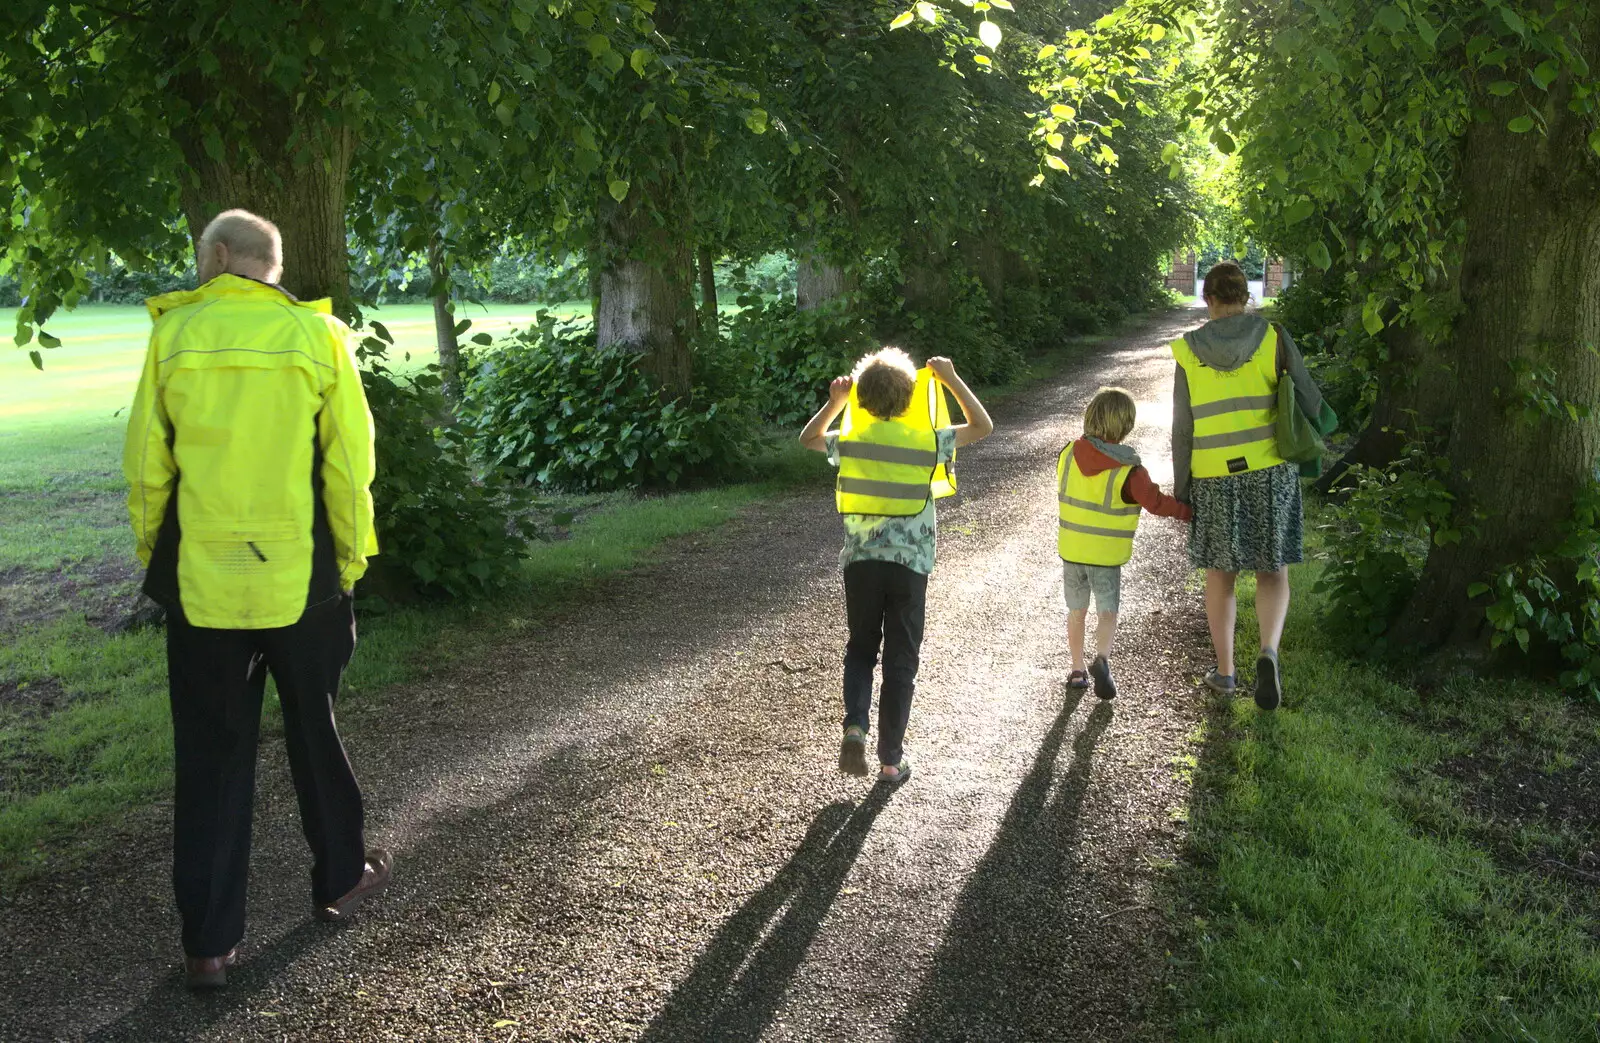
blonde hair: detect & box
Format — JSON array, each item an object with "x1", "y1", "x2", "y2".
[
  {"x1": 1084, "y1": 386, "x2": 1136, "y2": 442},
  {"x1": 852, "y1": 346, "x2": 918, "y2": 420}
]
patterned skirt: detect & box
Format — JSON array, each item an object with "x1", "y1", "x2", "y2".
[{"x1": 1187, "y1": 462, "x2": 1304, "y2": 572}]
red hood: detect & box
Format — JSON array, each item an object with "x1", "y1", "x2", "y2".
[{"x1": 1070, "y1": 438, "x2": 1126, "y2": 477}]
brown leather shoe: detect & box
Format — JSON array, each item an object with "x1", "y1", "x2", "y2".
[
  {"x1": 315, "y1": 848, "x2": 393, "y2": 922},
  {"x1": 184, "y1": 948, "x2": 237, "y2": 990}
]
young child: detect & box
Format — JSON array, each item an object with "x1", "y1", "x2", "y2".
[
  {"x1": 1057, "y1": 386, "x2": 1191, "y2": 700},
  {"x1": 799, "y1": 349, "x2": 994, "y2": 785}
]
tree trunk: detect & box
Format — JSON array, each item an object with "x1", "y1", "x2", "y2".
[
  {"x1": 173, "y1": 119, "x2": 356, "y2": 321},
  {"x1": 594, "y1": 173, "x2": 697, "y2": 395},
  {"x1": 796, "y1": 243, "x2": 854, "y2": 310},
  {"x1": 698, "y1": 244, "x2": 719, "y2": 334},
  {"x1": 428, "y1": 222, "x2": 461, "y2": 401},
  {"x1": 1392, "y1": 25, "x2": 1600, "y2": 655}
]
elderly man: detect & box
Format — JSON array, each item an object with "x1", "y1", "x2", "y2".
[{"x1": 123, "y1": 209, "x2": 390, "y2": 989}]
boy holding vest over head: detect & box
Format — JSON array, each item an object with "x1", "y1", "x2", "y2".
[
  {"x1": 1057, "y1": 387, "x2": 1191, "y2": 700},
  {"x1": 800, "y1": 349, "x2": 994, "y2": 785}
]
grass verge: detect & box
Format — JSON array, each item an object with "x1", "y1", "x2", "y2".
[{"x1": 1170, "y1": 561, "x2": 1600, "y2": 1041}]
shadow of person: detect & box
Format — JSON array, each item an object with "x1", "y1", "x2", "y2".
[
  {"x1": 640, "y1": 785, "x2": 894, "y2": 1043},
  {"x1": 894, "y1": 693, "x2": 1114, "y2": 1042}
]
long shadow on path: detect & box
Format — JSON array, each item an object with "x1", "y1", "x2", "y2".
[
  {"x1": 895, "y1": 692, "x2": 1116, "y2": 1042},
  {"x1": 641, "y1": 787, "x2": 893, "y2": 1043}
]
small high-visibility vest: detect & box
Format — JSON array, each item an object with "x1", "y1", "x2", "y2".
[
  {"x1": 1056, "y1": 441, "x2": 1140, "y2": 566},
  {"x1": 1172, "y1": 324, "x2": 1286, "y2": 478},
  {"x1": 836, "y1": 419, "x2": 940, "y2": 516},
  {"x1": 841, "y1": 367, "x2": 957, "y2": 499}
]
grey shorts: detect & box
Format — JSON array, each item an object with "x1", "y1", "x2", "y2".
[{"x1": 1062, "y1": 561, "x2": 1122, "y2": 613}]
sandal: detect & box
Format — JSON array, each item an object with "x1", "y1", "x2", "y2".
[
  {"x1": 878, "y1": 759, "x2": 912, "y2": 786},
  {"x1": 1066, "y1": 670, "x2": 1090, "y2": 690},
  {"x1": 838, "y1": 727, "x2": 869, "y2": 776}
]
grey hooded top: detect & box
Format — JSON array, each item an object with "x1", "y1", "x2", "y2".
[{"x1": 1171, "y1": 313, "x2": 1325, "y2": 501}]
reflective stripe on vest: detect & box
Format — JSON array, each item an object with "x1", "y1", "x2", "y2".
[
  {"x1": 1173, "y1": 324, "x2": 1286, "y2": 478},
  {"x1": 841, "y1": 366, "x2": 957, "y2": 499},
  {"x1": 1056, "y1": 441, "x2": 1140, "y2": 566},
  {"x1": 836, "y1": 419, "x2": 938, "y2": 516}
]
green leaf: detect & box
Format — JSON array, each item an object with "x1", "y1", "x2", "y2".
[
  {"x1": 1307, "y1": 240, "x2": 1333, "y2": 270},
  {"x1": 1045, "y1": 153, "x2": 1069, "y2": 171},
  {"x1": 1487, "y1": 80, "x2": 1518, "y2": 96},
  {"x1": 890, "y1": 11, "x2": 914, "y2": 29},
  {"x1": 29, "y1": 350, "x2": 42, "y2": 370},
  {"x1": 471, "y1": 333, "x2": 494, "y2": 346},
  {"x1": 37, "y1": 331, "x2": 61, "y2": 349},
  {"x1": 1508, "y1": 115, "x2": 1535, "y2": 133},
  {"x1": 745, "y1": 107, "x2": 768, "y2": 134},
  {"x1": 1532, "y1": 59, "x2": 1560, "y2": 90},
  {"x1": 1050, "y1": 103, "x2": 1076, "y2": 120},
  {"x1": 1046, "y1": 132, "x2": 1064, "y2": 149},
  {"x1": 1038, "y1": 44, "x2": 1058, "y2": 60},
  {"x1": 990, "y1": 0, "x2": 1014, "y2": 9},
  {"x1": 979, "y1": 20, "x2": 1002, "y2": 49},
  {"x1": 371, "y1": 321, "x2": 395, "y2": 345},
  {"x1": 1499, "y1": 6, "x2": 1526, "y2": 37},
  {"x1": 608, "y1": 179, "x2": 630, "y2": 203},
  {"x1": 308, "y1": 36, "x2": 324, "y2": 57},
  {"x1": 1589, "y1": 128, "x2": 1600, "y2": 157},
  {"x1": 1283, "y1": 198, "x2": 1315, "y2": 225},
  {"x1": 1212, "y1": 130, "x2": 1236, "y2": 154},
  {"x1": 487, "y1": 81, "x2": 501, "y2": 105},
  {"x1": 631, "y1": 48, "x2": 650, "y2": 76},
  {"x1": 1160, "y1": 142, "x2": 1179, "y2": 163},
  {"x1": 1148, "y1": 23, "x2": 1167, "y2": 43},
  {"x1": 1467, "y1": 582, "x2": 1491, "y2": 598},
  {"x1": 1374, "y1": 5, "x2": 1407, "y2": 33},
  {"x1": 916, "y1": 1, "x2": 938, "y2": 22},
  {"x1": 203, "y1": 130, "x2": 225, "y2": 163},
  {"x1": 1362, "y1": 302, "x2": 1385, "y2": 336}
]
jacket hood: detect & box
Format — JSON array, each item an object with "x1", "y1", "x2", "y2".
[
  {"x1": 146, "y1": 274, "x2": 324, "y2": 321},
  {"x1": 1184, "y1": 312, "x2": 1269, "y2": 372},
  {"x1": 1074, "y1": 435, "x2": 1141, "y2": 474}
]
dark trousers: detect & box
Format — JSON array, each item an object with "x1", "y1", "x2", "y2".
[
  {"x1": 842, "y1": 561, "x2": 928, "y2": 767},
  {"x1": 167, "y1": 595, "x2": 366, "y2": 958}
]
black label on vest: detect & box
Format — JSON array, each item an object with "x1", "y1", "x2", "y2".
[{"x1": 1227, "y1": 456, "x2": 1249, "y2": 474}]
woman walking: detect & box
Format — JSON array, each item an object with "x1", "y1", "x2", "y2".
[{"x1": 1172, "y1": 261, "x2": 1333, "y2": 709}]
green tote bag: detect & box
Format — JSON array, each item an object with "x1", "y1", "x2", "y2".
[{"x1": 1272, "y1": 324, "x2": 1325, "y2": 471}]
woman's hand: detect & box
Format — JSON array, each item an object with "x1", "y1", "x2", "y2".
[{"x1": 828, "y1": 375, "x2": 853, "y2": 405}]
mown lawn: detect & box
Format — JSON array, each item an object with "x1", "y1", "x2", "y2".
[{"x1": 1170, "y1": 560, "x2": 1600, "y2": 1040}]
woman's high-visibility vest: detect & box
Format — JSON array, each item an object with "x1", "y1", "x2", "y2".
[
  {"x1": 1172, "y1": 324, "x2": 1286, "y2": 478},
  {"x1": 1056, "y1": 441, "x2": 1140, "y2": 565},
  {"x1": 836, "y1": 418, "x2": 940, "y2": 515},
  {"x1": 840, "y1": 367, "x2": 957, "y2": 499}
]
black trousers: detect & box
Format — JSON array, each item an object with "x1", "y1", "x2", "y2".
[
  {"x1": 842, "y1": 561, "x2": 928, "y2": 767},
  {"x1": 166, "y1": 595, "x2": 366, "y2": 958}
]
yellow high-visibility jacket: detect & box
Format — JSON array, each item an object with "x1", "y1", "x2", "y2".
[
  {"x1": 1172, "y1": 324, "x2": 1286, "y2": 478},
  {"x1": 838, "y1": 366, "x2": 958, "y2": 503},
  {"x1": 1056, "y1": 441, "x2": 1140, "y2": 565},
  {"x1": 122, "y1": 274, "x2": 378, "y2": 629}
]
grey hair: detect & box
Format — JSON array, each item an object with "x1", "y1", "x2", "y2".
[{"x1": 199, "y1": 209, "x2": 282, "y2": 270}]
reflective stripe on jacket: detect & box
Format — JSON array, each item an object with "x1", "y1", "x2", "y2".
[
  {"x1": 1057, "y1": 440, "x2": 1140, "y2": 566},
  {"x1": 122, "y1": 274, "x2": 378, "y2": 629},
  {"x1": 836, "y1": 419, "x2": 939, "y2": 516},
  {"x1": 841, "y1": 366, "x2": 957, "y2": 500},
  {"x1": 1172, "y1": 323, "x2": 1286, "y2": 479}
]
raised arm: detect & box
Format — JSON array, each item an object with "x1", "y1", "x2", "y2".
[
  {"x1": 927, "y1": 356, "x2": 994, "y2": 448},
  {"x1": 799, "y1": 375, "x2": 853, "y2": 452}
]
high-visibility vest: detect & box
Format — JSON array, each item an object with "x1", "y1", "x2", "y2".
[
  {"x1": 841, "y1": 366, "x2": 957, "y2": 499},
  {"x1": 836, "y1": 419, "x2": 940, "y2": 516},
  {"x1": 1056, "y1": 441, "x2": 1140, "y2": 566},
  {"x1": 1172, "y1": 324, "x2": 1286, "y2": 478}
]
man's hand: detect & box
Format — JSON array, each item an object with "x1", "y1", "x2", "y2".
[
  {"x1": 927, "y1": 356, "x2": 957, "y2": 384},
  {"x1": 828, "y1": 375, "x2": 853, "y2": 406}
]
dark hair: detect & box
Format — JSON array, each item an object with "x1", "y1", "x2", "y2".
[{"x1": 1202, "y1": 261, "x2": 1250, "y2": 306}]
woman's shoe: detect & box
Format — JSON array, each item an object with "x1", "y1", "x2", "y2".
[
  {"x1": 1202, "y1": 668, "x2": 1237, "y2": 694},
  {"x1": 1255, "y1": 649, "x2": 1282, "y2": 710}
]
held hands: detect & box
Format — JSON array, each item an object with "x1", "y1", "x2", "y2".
[
  {"x1": 927, "y1": 356, "x2": 957, "y2": 384},
  {"x1": 828, "y1": 375, "x2": 853, "y2": 406}
]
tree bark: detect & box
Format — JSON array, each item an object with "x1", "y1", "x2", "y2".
[
  {"x1": 172, "y1": 109, "x2": 356, "y2": 320},
  {"x1": 428, "y1": 221, "x2": 461, "y2": 401},
  {"x1": 698, "y1": 244, "x2": 719, "y2": 334},
  {"x1": 1392, "y1": 22, "x2": 1600, "y2": 655},
  {"x1": 796, "y1": 243, "x2": 854, "y2": 310},
  {"x1": 594, "y1": 173, "x2": 697, "y2": 395}
]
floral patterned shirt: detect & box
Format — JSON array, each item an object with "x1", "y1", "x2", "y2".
[{"x1": 824, "y1": 427, "x2": 958, "y2": 576}]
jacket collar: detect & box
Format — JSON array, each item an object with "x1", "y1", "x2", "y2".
[{"x1": 146, "y1": 273, "x2": 330, "y2": 321}]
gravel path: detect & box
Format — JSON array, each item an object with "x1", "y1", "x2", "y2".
[{"x1": 1, "y1": 305, "x2": 1214, "y2": 1043}]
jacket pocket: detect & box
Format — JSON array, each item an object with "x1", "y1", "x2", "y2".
[{"x1": 177, "y1": 520, "x2": 314, "y2": 629}]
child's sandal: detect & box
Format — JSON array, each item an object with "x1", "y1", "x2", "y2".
[
  {"x1": 838, "y1": 727, "x2": 869, "y2": 776},
  {"x1": 1066, "y1": 670, "x2": 1090, "y2": 690}
]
